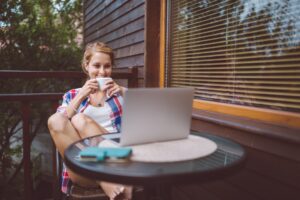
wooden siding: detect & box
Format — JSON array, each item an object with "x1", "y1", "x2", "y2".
[{"x1": 83, "y1": 0, "x2": 145, "y2": 86}]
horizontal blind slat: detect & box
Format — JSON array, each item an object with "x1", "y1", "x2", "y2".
[
  {"x1": 172, "y1": 41, "x2": 300, "y2": 55},
  {"x1": 174, "y1": 0, "x2": 221, "y2": 12},
  {"x1": 173, "y1": 28, "x2": 297, "y2": 48},
  {"x1": 171, "y1": 58, "x2": 300, "y2": 66},
  {"x1": 171, "y1": 70, "x2": 300, "y2": 74},
  {"x1": 192, "y1": 93, "x2": 300, "y2": 109},
  {"x1": 172, "y1": 33, "x2": 300, "y2": 51},
  {"x1": 172, "y1": 74, "x2": 300, "y2": 79},
  {"x1": 192, "y1": 90, "x2": 300, "y2": 104},
  {"x1": 171, "y1": 49, "x2": 300, "y2": 60},
  {"x1": 171, "y1": 77, "x2": 300, "y2": 85},
  {"x1": 172, "y1": 45, "x2": 300, "y2": 58},
  {"x1": 171, "y1": 80, "x2": 300, "y2": 91},
  {"x1": 171, "y1": 64, "x2": 300, "y2": 70},
  {"x1": 179, "y1": 86, "x2": 300, "y2": 98},
  {"x1": 172, "y1": 50, "x2": 300, "y2": 61},
  {"x1": 172, "y1": 58, "x2": 300, "y2": 65}
]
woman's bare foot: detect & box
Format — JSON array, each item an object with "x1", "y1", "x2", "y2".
[{"x1": 99, "y1": 181, "x2": 133, "y2": 200}]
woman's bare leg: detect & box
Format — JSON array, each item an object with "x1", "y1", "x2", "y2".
[
  {"x1": 71, "y1": 113, "x2": 109, "y2": 138},
  {"x1": 48, "y1": 113, "x2": 96, "y2": 186},
  {"x1": 71, "y1": 113, "x2": 133, "y2": 199}
]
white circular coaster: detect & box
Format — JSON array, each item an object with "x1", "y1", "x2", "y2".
[{"x1": 130, "y1": 135, "x2": 217, "y2": 162}]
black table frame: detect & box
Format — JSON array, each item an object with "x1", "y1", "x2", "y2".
[{"x1": 64, "y1": 131, "x2": 246, "y2": 199}]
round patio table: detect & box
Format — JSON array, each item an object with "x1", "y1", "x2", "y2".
[{"x1": 64, "y1": 131, "x2": 246, "y2": 200}]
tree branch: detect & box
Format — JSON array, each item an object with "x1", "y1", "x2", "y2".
[{"x1": 7, "y1": 158, "x2": 24, "y2": 184}]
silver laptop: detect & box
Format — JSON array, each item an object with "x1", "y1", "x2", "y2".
[{"x1": 103, "y1": 88, "x2": 194, "y2": 146}]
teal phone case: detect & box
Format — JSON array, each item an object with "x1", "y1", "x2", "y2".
[
  {"x1": 79, "y1": 147, "x2": 132, "y2": 162},
  {"x1": 102, "y1": 147, "x2": 132, "y2": 158},
  {"x1": 79, "y1": 147, "x2": 106, "y2": 161}
]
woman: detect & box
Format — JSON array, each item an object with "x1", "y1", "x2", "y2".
[{"x1": 48, "y1": 42, "x2": 132, "y2": 200}]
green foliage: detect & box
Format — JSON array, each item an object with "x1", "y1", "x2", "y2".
[
  {"x1": 0, "y1": 0, "x2": 83, "y2": 199},
  {"x1": 0, "y1": 0, "x2": 83, "y2": 71}
]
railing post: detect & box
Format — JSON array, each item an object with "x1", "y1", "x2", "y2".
[
  {"x1": 128, "y1": 66, "x2": 139, "y2": 88},
  {"x1": 50, "y1": 101, "x2": 62, "y2": 200},
  {"x1": 21, "y1": 101, "x2": 32, "y2": 200},
  {"x1": 52, "y1": 143, "x2": 61, "y2": 200}
]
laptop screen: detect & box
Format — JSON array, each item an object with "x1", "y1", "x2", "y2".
[{"x1": 119, "y1": 88, "x2": 194, "y2": 146}]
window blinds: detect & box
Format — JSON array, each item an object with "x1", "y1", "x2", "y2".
[{"x1": 167, "y1": 0, "x2": 300, "y2": 113}]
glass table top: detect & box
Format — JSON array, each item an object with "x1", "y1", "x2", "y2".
[{"x1": 64, "y1": 131, "x2": 246, "y2": 185}]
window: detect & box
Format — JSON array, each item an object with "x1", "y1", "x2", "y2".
[{"x1": 163, "y1": 0, "x2": 300, "y2": 127}]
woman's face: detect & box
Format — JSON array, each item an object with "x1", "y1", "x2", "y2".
[{"x1": 85, "y1": 52, "x2": 112, "y2": 79}]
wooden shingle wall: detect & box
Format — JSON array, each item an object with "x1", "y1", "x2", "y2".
[{"x1": 83, "y1": 0, "x2": 145, "y2": 87}]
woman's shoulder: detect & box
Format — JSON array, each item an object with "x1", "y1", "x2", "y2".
[
  {"x1": 65, "y1": 88, "x2": 80, "y2": 94},
  {"x1": 63, "y1": 88, "x2": 81, "y2": 100}
]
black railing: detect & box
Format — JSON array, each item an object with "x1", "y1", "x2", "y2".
[{"x1": 0, "y1": 66, "x2": 139, "y2": 200}]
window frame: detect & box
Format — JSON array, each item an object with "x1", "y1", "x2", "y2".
[{"x1": 159, "y1": 0, "x2": 300, "y2": 129}]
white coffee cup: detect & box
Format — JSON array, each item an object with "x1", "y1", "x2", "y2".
[{"x1": 96, "y1": 77, "x2": 112, "y2": 91}]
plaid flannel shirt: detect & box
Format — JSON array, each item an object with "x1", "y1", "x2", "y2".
[{"x1": 56, "y1": 88, "x2": 123, "y2": 194}]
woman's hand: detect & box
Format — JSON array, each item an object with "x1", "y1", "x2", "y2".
[
  {"x1": 78, "y1": 79, "x2": 99, "y2": 98},
  {"x1": 102, "y1": 79, "x2": 125, "y2": 97}
]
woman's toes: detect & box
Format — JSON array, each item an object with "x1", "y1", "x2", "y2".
[{"x1": 99, "y1": 181, "x2": 129, "y2": 200}]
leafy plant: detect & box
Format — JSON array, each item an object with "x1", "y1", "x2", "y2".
[{"x1": 0, "y1": 0, "x2": 83, "y2": 199}]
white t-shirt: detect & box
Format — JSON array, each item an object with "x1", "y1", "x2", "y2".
[{"x1": 83, "y1": 103, "x2": 117, "y2": 133}]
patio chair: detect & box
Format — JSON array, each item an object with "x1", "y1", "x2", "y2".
[
  {"x1": 53, "y1": 151, "x2": 108, "y2": 200},
  {"x1": 52, "y1": 131, "x2": 145, "y2": 200},
  {"x1": 68, "y1": 184, "x2": 108, "y2": 200}
]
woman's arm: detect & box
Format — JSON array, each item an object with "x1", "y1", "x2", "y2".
[
  {"x1": 66, "y1": 79, "x2": 99, "y2": 119},
  {"x1": 65, "y1": 93, "x2": 86, "y2": 119}
]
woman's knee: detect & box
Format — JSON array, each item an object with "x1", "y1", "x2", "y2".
[
  {"x1": 48, "y1": 113, "x2": 69, "y2": 133},
  {"x1": 71, "y1": 113, "x2": 92, "y2": 131}
]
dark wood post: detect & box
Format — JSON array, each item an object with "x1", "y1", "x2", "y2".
[
  {"x1": 22, "y1": 101, "x2": 32, "y2": 200},
  {"x1": 145, "y1": 0, "x2": 161, "y2": 87},
  {"x1": 50, "y1": 101, "x2": 61, "y2": 200},
  {"x1": 128, "y1": 66, "x2": 139, "y2": 88}
]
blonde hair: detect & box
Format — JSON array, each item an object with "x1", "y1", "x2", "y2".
[{"x1": 81, "y1": 42, "x2": 114, "y2": 75}]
